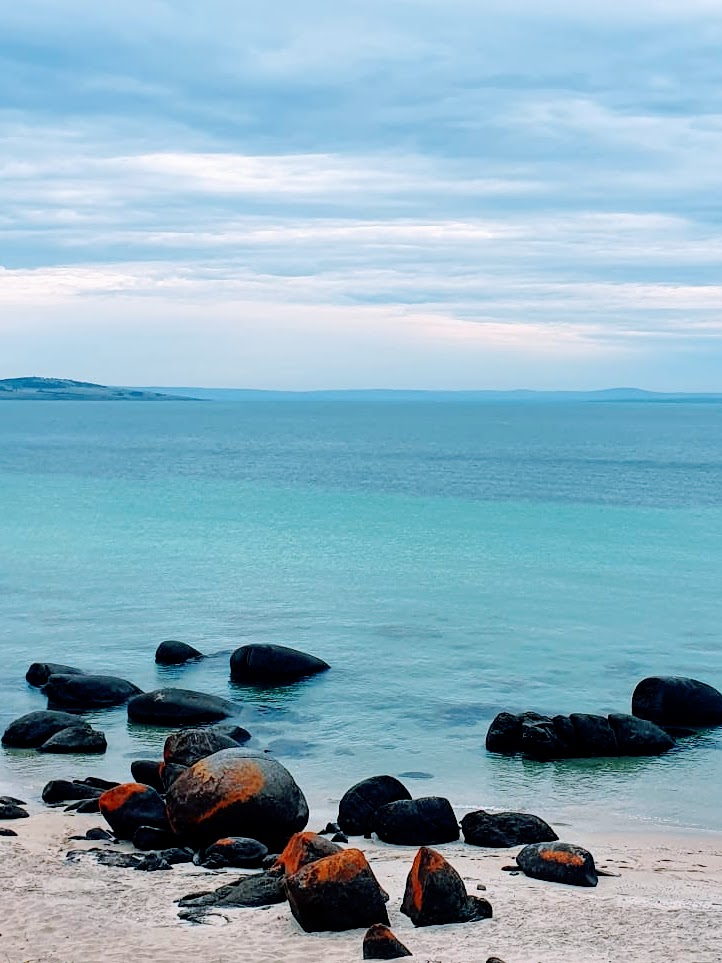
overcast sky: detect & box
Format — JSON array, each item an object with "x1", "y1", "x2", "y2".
[{"x1": 2, "y1": 1, "x2": 722, "y2": 389}]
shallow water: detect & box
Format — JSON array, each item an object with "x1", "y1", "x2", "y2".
[{"x1": 1, "y1": 399, "x2": 721, "y2": 830}]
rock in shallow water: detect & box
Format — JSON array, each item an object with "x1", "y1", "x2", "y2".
[
  {"x1": 2, "y1": 710, "x2": 83, "y2": 748},
  {"x1": 155, "y1": 640, "x2": 204, "y2": 665},
  {"x1": 45, "y1": 674, "x2": 142, "y2": 710},
  {"x1": 163, "y1": 727, "x2": 241, "y2": 768},
  {"x1": 127, "y1": 688, "x2": 238, "y2": 726},
  {"x1": 38, "y1": 725, "x2": 107, "y2": 754},
  {"x1": 230, "y1": 643, "x2": 330, "y2": 683},
  {"x1": 26, "y1": 662, "x2": 84, "y2": 687},
  {"x1": 632, "y1": 676, "x2": 722, "y2": 727}
]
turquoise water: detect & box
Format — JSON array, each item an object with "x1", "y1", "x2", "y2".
[{"x1": 1, "y1": 400, "x2": 721, "y2": 830}]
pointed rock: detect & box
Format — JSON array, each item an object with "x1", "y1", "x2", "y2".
[
  {"x1": 363, "y1": 923, "x2": 412, "y2": 959},
  {"x1": 401, "y1": 846, "x2": 492, "y2": 927}
]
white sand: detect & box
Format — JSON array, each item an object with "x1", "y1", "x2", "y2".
[{"x1": 2, "y1": 809, "x2": 722, "y2": 963}]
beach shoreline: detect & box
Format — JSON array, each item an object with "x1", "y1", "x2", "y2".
[{"x1": 2, "y1": 806, "x2": 721, "y2": 963}]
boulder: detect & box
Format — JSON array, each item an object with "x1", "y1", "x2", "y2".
[
  {"x1": 26, "y1": 662, "x2": 84, "y2": 687},
  {"x1": 2, "y1": 710, "x2": 83, "y2": 748},
  {"x1": 213, "y1": 723, "x2": 252, "y2": 744},
  {"x1": 520, "y1": 720, "x2": 566, "y2": 760},
  {"x1": 0, "y1": 796, "x2": 26, "y2": 805},
  {"x1": 401, "y1": 846, "x2": 492, "y2": 926},
  {"x1": 38, "y1": 726, "x2": 107, "y2": 754},
  {"x1": 516, "y1": 841, "x2": 598, "y2": 887},
  {"x1": 230, "y1": 643, "x2": 330, "y2": 683},
  {"x1": 485, "y1": 711, "x2": 551, "y2": 754},
  {"x1": 99, "y1": 784, "x2": 169, "y2": 840},
  {"x1": 632, "y1": 676, "x2": 722, "y2": 727},
  {"x1": 42, "y1": 780, "x2": 103, "y2": 804},
  {"x1": 132, "y1": 826, "x2": 179, "y2": 850},
  {"x1": 0, "y1": 804, "x2": 29, "y2": 820},
  {"x1": 163, "y1": 727, "x2": 241, "y2": 768},
  {"x1": 75, "y1": 798, "x2": 102, "y2": 814},
  {"x1": 608, "y1": 713, "x2": 675, "y2": 755},
  {"x1": 130, "y1": 760, "x2": 164, "y2": 793},
  {"x1": 127, "y1": 688, "x2": 237, "y2": 726},
  {"x1": 363, "y1": 924, "x2": 413, "y2": 959},
  {"x1": 271, "y1": 831, "x2": 342, "y2": 876},
  {"x1": 374, "y1": 797, "x2": 459, "y2": 846},
  {"x1": 569, "y1": 714, "x2": 617, "y2": 756},
  {"x1": 160, "y1": 762, "x2": 188, "y2": 791},
  {"x1": 199, "y1": 837, "x2": 268, "y2": 869},
  {"x1": 45, "y1": 674, "x2": 142, "y2": 710},
  {"x1": 165, "y1": 748, "x2": 309, "y2": 849},
  {"x1": 155, "y1": 640, "x2": 204, "y2": 665},
  {"x1": 338, "y1": 775, "x2": 412, "y2": 836},
  {"x1": 285, "y1": 848, "x2": 389, "y2": 933},
  {"x1": 179, "y1": 872, "x2": 286, "y2": 909},
  {"x1": 461, "y1": 810, "x2": 558, "y2": 848}
]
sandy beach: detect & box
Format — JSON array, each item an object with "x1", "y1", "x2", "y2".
[{"x1": 2, "y1": 807, "x2": 721, "y2": 963}]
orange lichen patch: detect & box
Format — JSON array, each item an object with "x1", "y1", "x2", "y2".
[
  {"x1": 539, "y1": 850, "x2": 585, "y2": 867},
  {"x1": 273, "y1": 832, "x2": 340, "y2": 876},
  {"x1": 168, "y1": 758, "x2": 266, "y2": 831},
  {"x1": 409, "y1": 846, "x2": 446, "y2": 911},
  {"x1": 297, "y1": 848, "x2": 369, "y2": 886},
  {"x1": 99, "y1": 783, "x2": 148, "y2": 813},
  {"x1": 213, "y1": 837, "x2": 237, "y2": 847}
]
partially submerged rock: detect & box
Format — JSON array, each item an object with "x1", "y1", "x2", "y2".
[
  {"x1": 461, "y1": 810, "x2": 558, "y2": 848},
  {"x1": 26, "y1": 662, "x2": 84, "y2": 687},
  {"x1": 516, "y1": 841, "x2": 598, "y2": 887},
  {"x1": 338, "y1": 775, "x2": 412, "y2": 836},
  {"x1": 38, "y1": 725, "x2": 107, "y2": 754},
  {"x1": 632, "y1": 676, "x2": 722, "y2": 727},
  {"x1": 230, "y1": 644, "x2": 330, "y2": 683},
  {"x1": 155, "y1": 640, "x2": 204, "y2": 665},
  {"x1": 45, "y1": 673, "x2": 142, "y2": 710},
  {"x1": 99, "y1": 784, "x2": 169, "y2": 840},
  {"x1": 163, "y1": 727, "x2": 241, "y2": 768},
  {"x1": 363, "y1": 923, "x2": 413, "y2": 959},
  {"x1": 374, "y1": 796, "x2": 459, "y2": 846},
  {"x1": 127, "y1": 688, "x2": 238, "y2": 726},
  {"x1": 608, "y1": 713, "x2": 675, "y2": 754},
  {"x1": 165, "y1": 748, "x2": 309, "y2": 849},
  {"x1": 285, "y1": 848, "x2": 389, "y2": 933},
  {"x1": 401, "y1": 846, "x2": 492, "y2": 926},
  {"x1": 2, "y1": 710, "x2": 83, "y2": 748}
]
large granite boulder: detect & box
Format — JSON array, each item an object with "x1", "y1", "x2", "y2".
[
  {"x1": 374, "y1": 796, "x2": 459, "y2": 846},
  {"x1": 285, "y1": 848, "x2": 389, "y2": 932},
  {"x1": 230, "y1": 644, "x2": 330, "y2": 683},
  {"x1": 127, "y1": 688, "x2": 237, "y2": 726},
  {"x1": 2, "y1": 710, "x2": 81, "y2": 748},
  {"x1": 155, "y1": 640, "x2": 204, "y2": 665},
  {"x1": 401, "y1": 846, "x2": 492, "y2": 927},
  {"x1": 198, "y1": 836, "x2": 268, "y2": 869},
  {"x1": 165, "y1": 748, "x2": 309, "y2": 849},
  {"x1": 162, "y1": 727, "x2": 241, "y2": 768},
  {"x1": 338, "y1": 775, "x2": 412, "y2": 836},
  {"x1": 516, "y1": 841, "x2": 598, "y2": 887},
  {"x1": 26, "y1": 663, "x2": 84, "y2": 687},
  {"x1": 461, "y1": 810, "x2": 558, "y2": 848},
  {"x1": 608, "y1": 713, "x2": 675, "y2": 754},
  {"x1": 363, "y1": 924, "x2": 412, "y2": 959},
  {"x1": 271, "y1": 831, "x2": 342, "y2": 876},
  {"x1": 45, "y1": 674, "x2": 142, "y2": 710},
  {"x1": 632, "y1": 676, "x2": 722, "y2": 727},
  {"x1": 99, "y1": 784, "x2": 170, "y2": 840},
  {"x1": 38, "y1": 725, "x2": 107, "y2": 754}
]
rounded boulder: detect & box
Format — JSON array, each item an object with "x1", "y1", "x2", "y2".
[
  {"x1": 338, "y1": 775, "x2": 412, "y2": 836},
  {"x1": 632, "y1": 676, "x2": 722, "y2": 727},
  {"x1": 155, "y1": 640, "x2": 204, "y2": 665},
  {"x1": 2, "y1": 710, "x2": 82, "y2": 748},
  {"x1": 230, "y1": 644, "x2": 330, "y2": 683},
  {"x1": 26, "y1": 663, "x2": 84, "y2": 688},
  {"x1": 374, "y1": 796, "x2": 459, "y2": 846},
  {"x1": 45, "y1": 674, "x2": 142, "y2": 710},
  {"x1": 163, "y1": 727, "x2": 242, "y2": 768},
  {"x1": 127, "y1": 688, "x2": 238, "y2": 726},
  {"x1": 38, "y1": 725, "x2": 107, "y2": 754},
  {"x1": 99, "y1": 783, "x2": 170, "y2": 840}
]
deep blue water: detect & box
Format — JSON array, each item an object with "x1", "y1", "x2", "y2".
[{"x1": 1, "y1": 400, "x2": 721, "y2": 830}]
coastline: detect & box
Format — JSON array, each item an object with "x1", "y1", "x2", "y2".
[{"x1": 2, "y1": 806, "x2": 721, "y2": 963}]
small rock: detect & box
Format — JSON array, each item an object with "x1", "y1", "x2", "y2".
[
  {"x1": 320, "y1": 822, "x2": 340, "y2": 835},
  {"x1": 179, "y1": 873, "x2": 286, "y2": 909},
  {"x1": 155, "y1": 640, "x2": 204, "y2": 665},
  {"x1": 0, "y1": 796, "x2": 27, "y2": 806},
  {"x1": 0, "y1": 804, "x2": 30, "y2": 820},
  {"x1": 363, "y1": 923, "x2": 412, "y2": 959},
  {"x1": 26, "y1": 662, "x2": 84, "y2": 687},
  {"x1": 332, "y1": 832, "x2": 348, "y2": 843},
  {"x1": 132, "y1": 826, "x2": 179, "y2": 851},
  {"x1": 199, "y1": 837, "x2": 269, "y2": 869},
  {"x1": 66, "y1": 848, "x2": 142, "y2": 869},
  {"x1": 0, "y1": 827, "x2": 19, "y2": 836},
  {"x1": 136, "y1": 853, "x2": 172, "y2": 871}
]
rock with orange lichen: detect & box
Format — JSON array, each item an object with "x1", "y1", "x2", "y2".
[
  {"x1": 285, "y1": 848, "x2": 389, "y2": 932},
  {"x1": 401, "y1": 846, "x2": 492, "y2": 927},
  {"x1": 198, "y1": 836, "x2": 268, "y2": 868},
  {"x1": 516, "y1": 841, "x2": 598, "y2": 886},
  {"x1": 363, "y1": 923, "x2": 412, "y2": 959},
  {"x1": 271, "y1": 831, "x2": 342, "y2": 876},
  {"x1": 165, "y1": 748, "x2": 309, "y2": 849},
  {"x1": 99, "y1": 783, "x2": 170, "y2": 840},
  {"x1": 375, "y1": 796, "x2": 459, "y2": 846}
]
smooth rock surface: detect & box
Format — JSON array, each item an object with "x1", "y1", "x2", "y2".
[
  {"x1": 461, "y1": 810, "x2": 558, "y2": 848},
  {"x1": 26, "y1": 662, "x2": 84, "y2": 687},
  {"x1": 155, "y1": 640, "x2": 204, "y2": 665},
  {"x1": 374, "y1": 796, "x2": 459, "y2": 846},
  {"x1": 2, "y1": 710, "x2": 83, "y2": 748},
  {"x1": 337, "y1": 775, "x2": 412, "y2": 836},
  {"x1": 38, "y1": 725, "x2": 107, "y2": 754},
  {"x1": 632, "y1": 676, "x2": 722, "y2": 727},
  {"x1": 401, "y1": 846, "x2": 492, "y2": 927},
  {"x1": 516, "y1": 841, "x2": 598, "y2": 887},
  {"x1": 99, "y1": 784, "x2": 169, "y2": 840},
  {"x1": 363, "y1": 924, "x2": 413, "y2": 959},
  {"x1": 45, "y1": 673, "x2": 142, "y2": 710},
  {"x1": 127, "y1": 688, "x2": 237, "y2": 726},
  {"x1": 230, "y1": 643, "x2": 330, "y2": 682}
]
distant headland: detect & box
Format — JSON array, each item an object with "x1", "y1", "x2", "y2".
[{"x1": 0, "y1": 378, "x2": 191, "y2": 401}]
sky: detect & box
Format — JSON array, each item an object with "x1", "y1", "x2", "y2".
[{"x1": 2, "y1": 1, "x2": 722, "y2": 390}]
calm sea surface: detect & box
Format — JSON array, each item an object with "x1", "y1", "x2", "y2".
[{"x1": 1, "y1": 400, "x2": 721, "y2": 831}]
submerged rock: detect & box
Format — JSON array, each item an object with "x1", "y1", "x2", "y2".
[
  {"x1": 363, "y1": 924, "x2": 413, "y2": 959},
  {"x1": 230, "y1": 643, "x2": 330, "y2": 683},
  {"x1": 374, "y1": 796, "x2": 459, "y2": 846},
  {"x1": 461, "y1": 810, "x2": 558, "y2": 848},
  {"x1": 127, "y1": 688, "x2": 237, "y2": 726},
  {"x1": 516, "y1": 841, "x2": 598, "y2": 887},
  {"x1": 401, "y1": 846, "x2": 492, "y2": 927},
  {"x1": 38, "y1": 725, "x2": 107, "y2": 754},
  {"x1": 155, "y1": 640, "x2": 204, "y2": 665},
  {"x1": 338, "y1": 775, "x2": 412, "y2": 836},
  {"x1": 45, "y1": 674, "x2": 142, "y2": 710},
  {"x1": 2, "y1": 710, "x2": 82, "y2": 748},
  {"x1": 26, "y1": 662, "x2": 84, "y2": 687},
  {"x1": 632, "y1": 676, "x2": 722, "y2": 727}
]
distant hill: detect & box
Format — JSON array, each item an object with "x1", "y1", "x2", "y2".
[{"x1": 0, "y1": 378, "x2": 190, "y2": 401}]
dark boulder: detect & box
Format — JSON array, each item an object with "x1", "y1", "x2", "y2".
[
  {"x1": 130, "y1": 760, "x2": 164, "y2": 793},
  {"x1": 520, "y1": 720, "x2": 566, "y2": 760},
  {"x1": 570, "y1": 714, "x2": 617, "y2": 756},
  {"x1": 127, "y1": 688, "x2": 237, "y2": 726},
  {"x1": 0, "y1": 827, "x2": 18, "y2": 836},
  {"x1": 485, "y1": 712, "x2": 523, "y2": 754},
  {"x1": 45, "y1": 674, "x2": 142, "y2": 710},
  {"x1": 74, "y1": 797, "x2": 102, "y2": 814},
  {"x1": 163, "y1": 727, "x2": 240, "y2": 768},
  {"x1": 160, "y1": 762, "x2": 188, "y2": 791},
  {"x1": 338, "y1": 775, "x2": 412, "y2": 836},
  {"x1": 401, "y1": 846, "x2": 492, "y2": 926},
  {"x1": 99, "y1": 784, "x2": 169, "y2": 840},
  {"x1": 84, "y1": 777, "x2": 119, "y2": 791},
  {"x1": 551, "y1": 714, "x2": 578, "y2": 754},
  {"x1": 38, "y1": 725, "x2": 107, "y2": 754},
  {"x1": 213, "y1": 723, "x2": 251, "y2": 744},
  {"x1": 230, "y1": 643, "x2": 330, "y2": 683},
  {"x1": 132, "y1": 826, "x2": 179, "y2": 850},
  {"x1": 632, "y1": 676, "x2": 722, "y2": 727},
  {"x1": 155, "y1": 640, "x2": 204, "y2": 665},
  {"x1": 375, "y1": 797, "x2": 459, "y2": 846},
  {"x1": 461, "y1": 810, "x2": 558, "y2": 848},
  {"x1": 271, "y1": 831, "x2": 342, "y2": 876},
  {"x1": 285, "y1": 848, "x2": 389, "y2": 933},
  {"x1": 179, "y1": 872, "x2": 287, "y2": 910},
  {"x1": 199, "y1": 836, "x2": 268, "y2": 869},
  {"x1": 0, "y1": 796, "x2": 26, "y2": 805},
  {"x1": 26, "y1": 663, "x2": 84, "y2": 687},
  {"x1": 165, "y1": 748, "x2": 309, "y2": 850},
  {"x1": 363, "y1": 924, "x2": 413, "y2": 959},
  {"x1": 608, "y1": 713, "x2": 675, "y2": 755},
  {"x1": 42, "y1": 780, "x2": 102, "y2": 804},
  {"x1": 0, "y1": 804, "x2": 29, "y2": 820},
  {"x1": 158, "y1": 847, "x2": 194, "y2": 865},
  {"x1": 516, "y1": 841, "x2": 598, "y2": 887},
  {"x1": 2, "y1": 710, "x2": 82, "y2": 748}
]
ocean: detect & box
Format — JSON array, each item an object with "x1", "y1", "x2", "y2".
[{"x1": 1, "y1": 399, "x2": 721, "y2": 831}]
